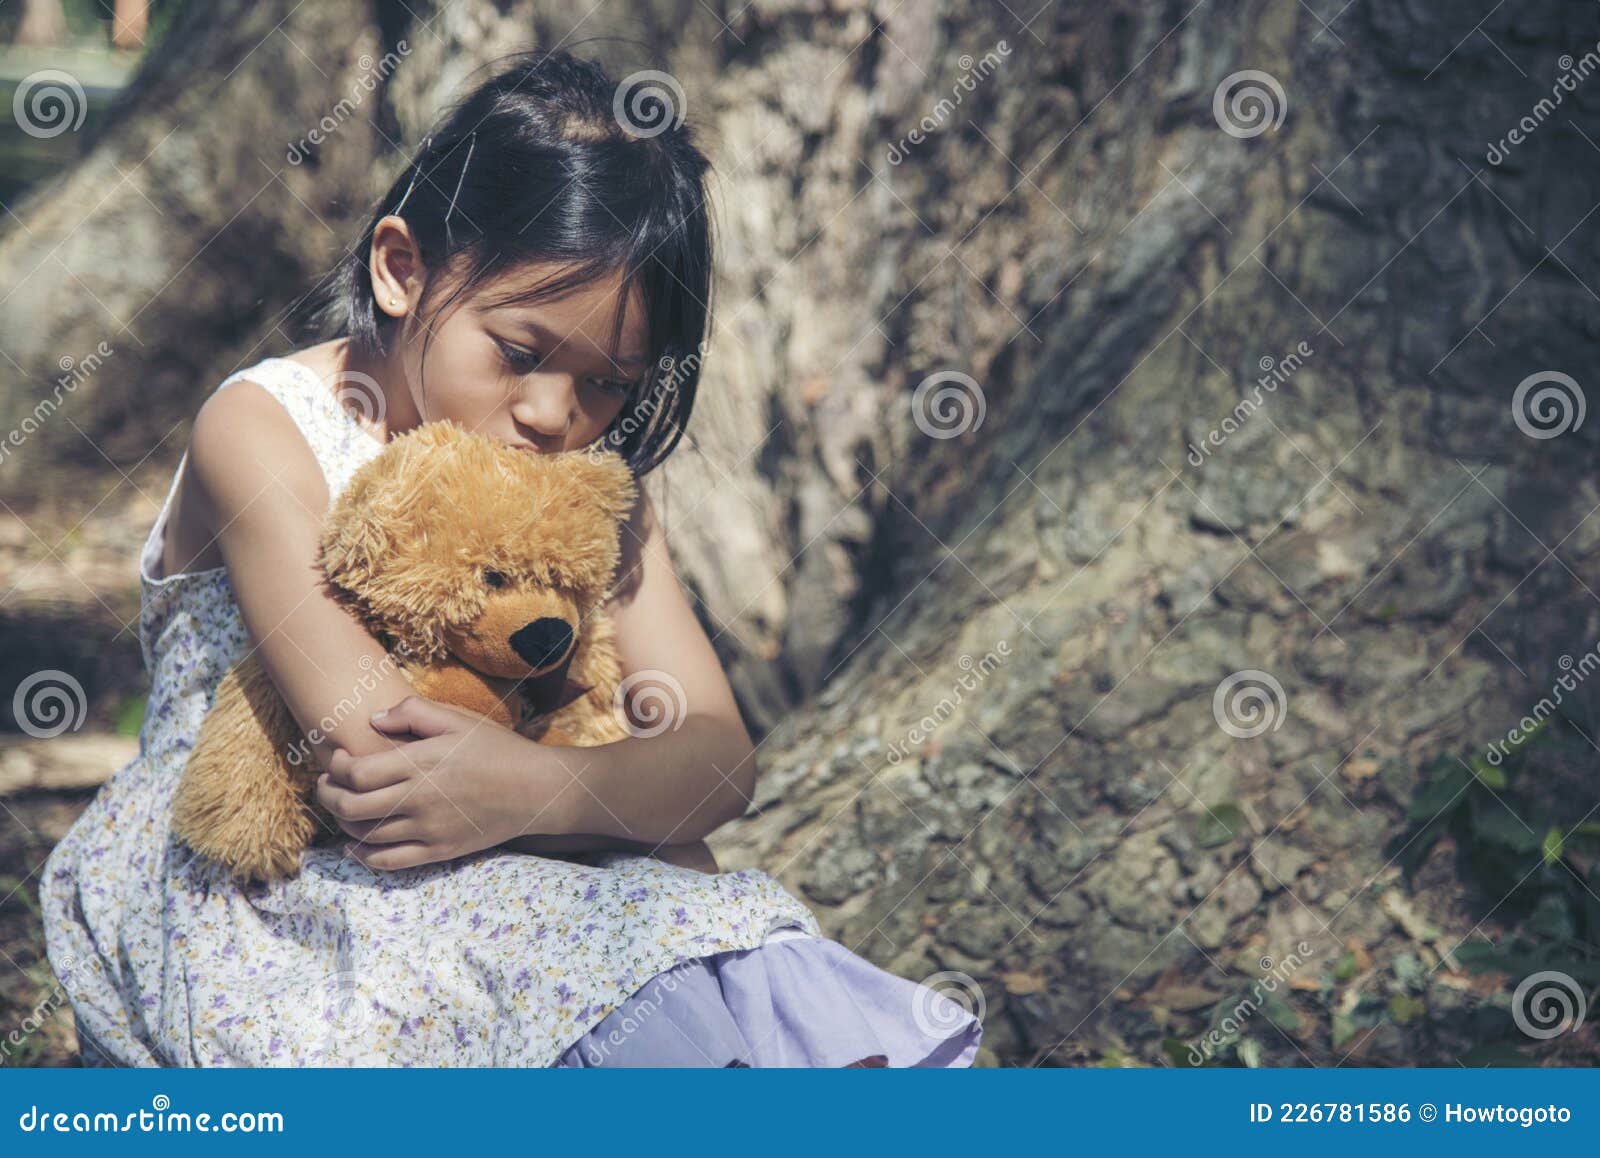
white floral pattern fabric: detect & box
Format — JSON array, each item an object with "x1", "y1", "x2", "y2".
[{"x1": 40, "y1": 357, "x2": 821, "y2": 1067}]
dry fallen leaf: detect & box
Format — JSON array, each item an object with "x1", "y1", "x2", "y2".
[
  {"x1": 1001, "y1": 970, "x2": 1047, "y2": 996},
  {"x1": 1343, "y1": 756, "x2": 1380, "y2": 782},
  {"x1": 1151, "y1": 984, "x2": 1224, "y2": 1012},
  {"x1": 1344, "y1": 936, "x2": 1373, "y2": 972}
]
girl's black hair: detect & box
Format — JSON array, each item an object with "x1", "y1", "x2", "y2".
[{"x1": 289, "y1": 48, "x2": 712, "y2": 477}]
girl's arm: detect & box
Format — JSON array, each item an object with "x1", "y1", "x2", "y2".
[
  {"x1": 188, "y1": 382, "x2": 418, "y2": 768},
  {"x1": 187, "y1": 382, "x2": 705, "y2": 862},
  {"x1": 502, "y1": 833, "x2": 721, "y2": 873},
  {"x1": 559, "y1": 488, "x2": 762, "y2": 846}
]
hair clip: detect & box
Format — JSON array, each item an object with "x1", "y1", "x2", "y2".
[
  {"x1": 443, "y1": 130, "x2": 477, "y2": 247},
  {"x1": 392, "y1": 133, "x2": 434, "y2": 217}
]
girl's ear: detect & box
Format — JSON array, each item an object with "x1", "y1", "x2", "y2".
[{"x1": 370, "y1": 215, "x2": 424, "y2": 319}]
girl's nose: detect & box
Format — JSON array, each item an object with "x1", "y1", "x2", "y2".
[{"x1": 511, "y1": 375, "x2": 575, "y2": 439}]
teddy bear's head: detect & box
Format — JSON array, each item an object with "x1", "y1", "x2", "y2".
[{"x1": 318, "y1": 421, "x2": 637, "y2": 681}]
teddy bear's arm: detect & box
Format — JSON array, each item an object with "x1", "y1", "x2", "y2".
[
  {"x1": 406, "y1": 660, "x2": 524, "y2": 729},
  {"x1": 170, "y1": 655, "x2": 321, "y2": 880}
]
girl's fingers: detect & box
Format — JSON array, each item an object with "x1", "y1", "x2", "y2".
[
  {"x1": 315, "y1": 775, "x2": 417, "y2": 823},
  {"x1": 335, "y1": 814, "x2": 422, "y2": 845},
  {"x1": 344, "y1": 840, "x2": 437, "y2": 872},
  {"x1": 368, "y1": 694, "x2": 471, "y2": 740},
  {"x1": 323, "y1": 742, "x2": 430, "y2": 792}
]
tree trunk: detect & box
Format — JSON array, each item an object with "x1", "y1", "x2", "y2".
[{"x1": 3, "y1": 0, "x2": 1596, "y2": 1065}]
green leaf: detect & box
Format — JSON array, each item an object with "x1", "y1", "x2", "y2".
[
  {"x1": 1195, "y1": 802, "x2": 1244, "y2": 848},
  {"x1": 1093, "y1": 1047, "x2": 1140, "y2": 1068},
  {"x1": 1501, "y1": 718, "x2": 1547, "y2": 757},
  {"x1": 1162, "y1": 1037, "x2": 1204, "y2": 1068},
  {"x1": 1237, "y1": 1038, "x2": 1263, "y2": 1068},
  {"x1": 1542, "y1": 826, "x2": 1565, "y2": 867},
  {"x1": 1260, "y1": 990, "x2": 1302, "y2": 1033},
  {"x1": 1387, "y1": 993, "x2": 1426, "y2": 1024},
  {"x1": 1468, "y1": 756, "x2": 1507, "y2": 790},
  {"x1": 1450, "y1": 941, "x2": 1509, "y2": 975},
  {"x1": 1527, "y1": 894, "x2": 1576, "y2": 942},
  {"x1": 1468, "y1": 804, "x2": 1540, "y2": 853},
  {"x1": 1406, "y1": 763, "x2": 1472, "y2": 822},
  {"x1": 1331, "y1": 1010, "x2": 1357, "y2": 1048},
  {"x1": 113, "y1": 693, "x2": 147, "y2": 738}
]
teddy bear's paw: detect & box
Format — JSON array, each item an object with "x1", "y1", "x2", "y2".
[
  {"x1": 176, "y1": 830, "x2": 295, "y2": 882},
  {"x1": 175, "y1": 801, "x2": 315, "y2": 882},
  {"x1": 229, "y1": 843, "x2": 306, "y2": 882}
]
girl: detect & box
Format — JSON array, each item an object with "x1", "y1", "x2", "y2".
[{"x1": 40, "y1": 49, "x2": 982, "y2": 1068}]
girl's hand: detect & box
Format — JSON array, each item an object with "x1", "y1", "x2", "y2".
[{"x1": 314, "y1": 694, "x2": 581, "y2": 871}]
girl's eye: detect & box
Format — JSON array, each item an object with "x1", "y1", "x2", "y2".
[
  {"x1": 494, "y1": 338, "x2": 543, "y2": 374},
  {"x1": 588, "y1": 377, "x2": 634, "y2": 397},
  {"x1": 483, "y1": 569, "x2": 508, "y2": 589}
]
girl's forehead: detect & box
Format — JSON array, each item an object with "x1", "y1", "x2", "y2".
[{"x1": 478, "y1": 264, "x2": 650, "y2": 362}]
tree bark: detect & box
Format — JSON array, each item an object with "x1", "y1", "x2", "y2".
[{"x1": 3, "y1": 0, "x2": 1596, "y2": 1065}]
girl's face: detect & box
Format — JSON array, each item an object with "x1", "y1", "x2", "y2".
[{"x1": 376, "y1": 243, "x2": 651, "y2": 455}]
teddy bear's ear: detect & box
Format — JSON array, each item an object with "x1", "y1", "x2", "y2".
[
  {"x1": 565, "y1": 449, "x2": 639, "y2": 523},
  {"x1": 318, "y1": 504, "x2": 389, "y2": 589}
]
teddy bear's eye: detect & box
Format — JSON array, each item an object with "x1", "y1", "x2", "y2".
[{"x1": 483, "y1": 569, "x2": 508, "y2": 589}]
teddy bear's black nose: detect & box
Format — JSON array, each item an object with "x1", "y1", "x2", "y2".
[{"x1": 509, "y1": 617, "x2": 575, "y2": 668}]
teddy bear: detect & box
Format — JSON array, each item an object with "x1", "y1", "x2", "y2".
[{"x1": 170, "y1": 419, "x2": 645, "y2": 881}]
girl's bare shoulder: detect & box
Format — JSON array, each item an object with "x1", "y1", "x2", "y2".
[{"x1": 159, "y1": 367, "x2": 329, "y2": 579}]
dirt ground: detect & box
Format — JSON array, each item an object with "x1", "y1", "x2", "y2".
[{"x1": 1, "y1": 786, "x2": 95, "y2": 1066}]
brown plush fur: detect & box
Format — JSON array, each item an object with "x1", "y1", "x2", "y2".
[{"x1": 170, "y1": 420, "x2": 638, "y2": 881}]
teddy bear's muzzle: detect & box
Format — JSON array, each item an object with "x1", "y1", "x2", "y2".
[{"x1": 509, "y1": 616, "x2": 576, "y2": 673}]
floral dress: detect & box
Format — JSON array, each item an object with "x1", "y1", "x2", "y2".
[{"x1": 41, "y1": 356, "x2": 982, "y2": 1068}]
